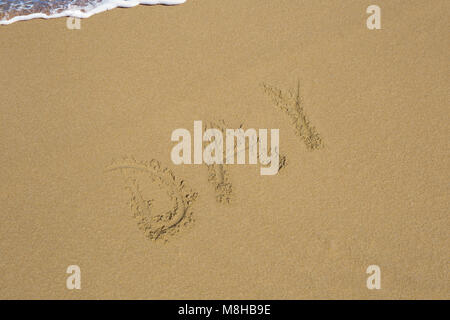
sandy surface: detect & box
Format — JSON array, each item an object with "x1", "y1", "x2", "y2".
[{"x1": 0, "y1": 0, "x2": 448, "y2": 299}]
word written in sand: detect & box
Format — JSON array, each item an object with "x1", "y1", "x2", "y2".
[
  {"x1": 171, "y1": 120, "x2": 280, "y2": 175},
  {"x1": 105, "y1": 157, "x2": 197, "y2": 241},
  {"x1": 263, "y1": 82, "x2": 323, "y2": 150}
]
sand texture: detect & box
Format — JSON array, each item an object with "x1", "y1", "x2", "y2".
[{"x1": 0, "y1": 0, "x2": 448, "y2": 299}]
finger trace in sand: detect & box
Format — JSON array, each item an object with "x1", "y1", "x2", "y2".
[
  {"x1": 278, "y1": 154, "x2": 287, "y2": 172},
  {"x1": 105, "y1": 156, "x2": 197, "y2": 241},
  {"x1": 204, "y1": 120, "x2": 234, "y2": 204},
  {"x1": 262, "y1": 82, "x2": 324, "y2": 150}
]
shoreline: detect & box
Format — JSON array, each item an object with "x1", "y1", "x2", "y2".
[{"x1": 0, "y1": 0, "x2": 185, "y2": 25}]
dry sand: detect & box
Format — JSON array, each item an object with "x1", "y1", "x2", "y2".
[{"x1": 0, "y1": 0, "x2": 448, "y2": 299}]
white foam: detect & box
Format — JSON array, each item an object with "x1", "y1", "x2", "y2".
[{"x1": 0, "y1": 0, "x2": 185, "y2": 25}]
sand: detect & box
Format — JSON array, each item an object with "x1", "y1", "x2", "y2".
[{"x1": 0, "y1": 0, "x2": 448, "y2": 299}]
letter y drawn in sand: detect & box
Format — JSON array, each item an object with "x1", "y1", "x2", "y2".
[{"x1": 263, "y1": 81, "x2": 324, "y2": 150}]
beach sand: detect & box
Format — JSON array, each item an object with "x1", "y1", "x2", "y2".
[{"x1": 0, "y1": 0, "x2": 448, "y2": 299}]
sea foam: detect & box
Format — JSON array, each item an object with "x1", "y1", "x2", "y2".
[{"x1": 0, "y1": 0, "x2": 185, "y2": 25}]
